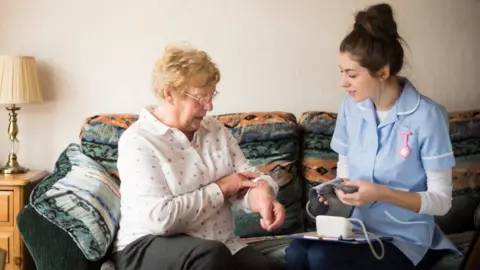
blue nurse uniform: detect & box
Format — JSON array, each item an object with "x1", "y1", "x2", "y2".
[{"x1": 286, "y1": 79, "x2": 459, "y2": 270}]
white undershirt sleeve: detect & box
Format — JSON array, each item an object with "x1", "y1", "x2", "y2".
[
  {"x1": 336, "y1": 154, "x2": 349, "y2": 179},
  {"x1": 335, "y1": 155, "x2": 453, "y2": 216},
  {"x1": 417, "y1": 169, "x2": 453, "y2": 216}
]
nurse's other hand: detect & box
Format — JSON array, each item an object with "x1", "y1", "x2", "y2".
[
  {"x1": 334, "y1": 188, "x2": 355, "y2": 206},
  {"x1": 318, "y1": 196, "x2": 328, "y2": 205},
  {"x1": 338, "y1": 180, "x2": 381, "y2": 206}
]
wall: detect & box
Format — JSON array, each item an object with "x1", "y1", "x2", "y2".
[{"x1": 0, "y1": 0, "x2": 479, "y2": 171}]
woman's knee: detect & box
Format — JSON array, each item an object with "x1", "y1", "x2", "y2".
[{"x1": 192, "y1": 240, "x2": 233, "y2": 269}]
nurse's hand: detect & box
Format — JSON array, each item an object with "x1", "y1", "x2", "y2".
[{"x1": 336, "y1": 180, "x2": 382, "y2": 206}]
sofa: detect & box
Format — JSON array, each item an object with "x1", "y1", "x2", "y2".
[{"x1": 16, "y1": 109, "x2": 480, "y2": 270}]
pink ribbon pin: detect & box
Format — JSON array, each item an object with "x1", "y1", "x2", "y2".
[{"x1": 399, "y1": 131, "x2": 411, "y2": 158}]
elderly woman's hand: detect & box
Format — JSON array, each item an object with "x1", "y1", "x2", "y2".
[
  {"x1": 216, "y1": 172, "x2": 260, "y2": 198},
  {"x1": 249, "y1": 182, "x2": 285, "y2": 232}
]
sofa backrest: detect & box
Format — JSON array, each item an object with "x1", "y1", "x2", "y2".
[
  {"x1": 78, "y1": 109, "x2": 480, "y2": 236},
  {"x1": 79, "y1": 111, "x2": 305, "y2": 237}
]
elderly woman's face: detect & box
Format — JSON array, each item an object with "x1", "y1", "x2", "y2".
[{"x1": 174, "y1": 84, "x2": 217, "y2": 132}]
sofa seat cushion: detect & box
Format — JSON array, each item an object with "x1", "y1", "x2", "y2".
[{"x1": 29, "y1": 143, "x2": 121, "y2": 261}]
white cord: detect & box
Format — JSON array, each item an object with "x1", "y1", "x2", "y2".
[
  {"x1": 347, "y1": 218, "x2": 385, "y2": 260},
  {"x1": 305, "y1": 201, "x2": 315, "y2": 220}
]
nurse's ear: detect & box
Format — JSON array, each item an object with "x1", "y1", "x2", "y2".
[{"x1": 377, "y1": 65, "x2": 391, "y2": 81}]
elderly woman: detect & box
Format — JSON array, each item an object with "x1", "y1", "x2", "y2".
[{"x1": 111, "y1": 44, "x2": 285, "y2": 270}]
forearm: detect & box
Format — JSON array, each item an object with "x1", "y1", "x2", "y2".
[
  {"x1": 226, "y1": 131, "x2": 279, "y2": 211},
  {"x1": 247, "y1": 181, "x2": 276, "y2": 212},
  {"x1": 144, "y1": 183, "x2": 224, "y2": 235},
  {"x1": 378, "y1": 169, "x2": 452, "y2": 215},
  {"x1": 232, "y1": 175, "x2": 278, "y2": 213},
  {"x1": 417, "y1": 169, "x2": 453, "y2": 216},
  {"x1": 378, "y1": 186, "x2": 422, "y2": 213}
]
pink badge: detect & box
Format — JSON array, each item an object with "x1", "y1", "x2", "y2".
[{"x1": 399, "y1": 131, "x2": 411, "y2": 158}]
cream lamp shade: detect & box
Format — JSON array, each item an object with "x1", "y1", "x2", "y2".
[
  {"x1": 0, "y1": 55, "x2": 43, "y2": 174},
  {"x1": 0, "y1": 55, "x2": 43, "y2": 104}
]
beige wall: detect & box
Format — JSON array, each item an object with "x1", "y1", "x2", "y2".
[{"x1": 0, "y1": 0, "x2": 479, "y2": 171}]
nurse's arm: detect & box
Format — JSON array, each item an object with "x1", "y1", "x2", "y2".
[
  {"x1": 378, "y1": 168, "x2": 453, "y2": 215},
  {"x1": 337, "y1": 156, "x2": 422, "y2": 213},
  {"x1": 377, "y1": 185, "x2": 422, "y2": 213}
]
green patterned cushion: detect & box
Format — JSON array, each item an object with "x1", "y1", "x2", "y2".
[
  {"x1": 214, "y1": 112, "x2": 298, "y2": 144},
  {"x1": 30, "y1": 143, "x2": 120, "y2": 261},
  {"x1": 215, "y1": 112, "x2": 304, "y2": 237},
  {"x1": 80, "y1": 114, "x2": 139, "y2": 178}
]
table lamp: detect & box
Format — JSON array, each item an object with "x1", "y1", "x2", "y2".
[{"x1": 0, "y1": 55, "x2": 43, "y2": 174}]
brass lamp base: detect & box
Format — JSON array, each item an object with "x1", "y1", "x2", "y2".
[
  {"x1": 1, "y1": 153, "x2": 29, "y2": 174},
  {"x1": 1, "y1": 104, "x2": 29, "y2": 174}
]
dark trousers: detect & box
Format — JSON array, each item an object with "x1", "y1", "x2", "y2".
[
  {"x1": 285, "y1": 239, "x2": 445, "y2": 270},
  {"x1": 113, "y1": 234, "x2": 284, "y2": 270}
]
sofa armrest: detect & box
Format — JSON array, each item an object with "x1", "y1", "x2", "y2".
[{"x1": 17, "y1": 205, "x2": 104, "y2": 270}]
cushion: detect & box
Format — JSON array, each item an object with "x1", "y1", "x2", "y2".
[
  {"x1": 435, "y1": 162, "x2": 480, "y2": 233},
  {"x1": 475, "y1": 201, "x2": 480, "y2": 228},
  {"x1": 80, "y1": 114, "x2": 139, "y2": 178},
  {"x1": 298, "y1": 111, "x2": 339, "y2": 229},
  {"x1": 448, "y1": 110, "x2": 480, "y2": 142},
  {"x1": 435, "y1": 110, "x2": 480, "y2": 234},
  {"x1": 17, "y1": 205, "x2": 107, "y2": 270},
  {"x1": 29, "y1": 143, "x2": 121, "y2": 261},
  {"x1": 298, "y1": 111, "x2": 338, "y2": 184},
  {"x1": 214, "y1": 112, "x2": 305, "y2": 237},
  {"x1": 214, "y1": 112, "x2": 298, "y2": 144}
]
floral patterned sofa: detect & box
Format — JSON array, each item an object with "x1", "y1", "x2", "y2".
[{"x1": 16, "y1": 109, "x2": 480, "y2": 270}]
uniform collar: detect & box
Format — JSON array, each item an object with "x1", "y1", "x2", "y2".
[
  {"x1": 139, "y1": 107, "x2": 209, "y2": 136},
  {"x1": 356, "y1": 78, "x2": 421, "y2": 127},
  {"x1": 395, "y1": 79, "x2": 421, "y2": 116}
]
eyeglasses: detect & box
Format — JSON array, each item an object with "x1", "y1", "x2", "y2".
[{"x1": 182, "y1": 90, "x2": 219, "y2": 105}]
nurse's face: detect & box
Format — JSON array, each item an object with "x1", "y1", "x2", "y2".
[{"x1": 339, "y1": 52, "x2": 381, "y2": 103}]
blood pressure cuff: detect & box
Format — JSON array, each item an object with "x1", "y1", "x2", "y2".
[{"x1": 306, "y1": 178, "x2": 356, "y2": 220}]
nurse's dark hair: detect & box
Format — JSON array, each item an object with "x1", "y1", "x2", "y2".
[{"x1": 340, "y1": 3, "x2": 405, "y2": 77}]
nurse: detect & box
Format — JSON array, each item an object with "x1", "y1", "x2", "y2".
[{"x1": 285, "y1": 3, "x2": 459, "y2": 270}]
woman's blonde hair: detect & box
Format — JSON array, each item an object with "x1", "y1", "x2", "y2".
[{"x1": 152, "y1": 44, "x2": 221, "y2": 98}]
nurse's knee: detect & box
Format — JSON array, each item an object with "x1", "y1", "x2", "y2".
[
  {"x1": 286, "y1": 239, "x2": 309, "y2": 261},
  {"x1": 306, "y1": 243, "x2": 339, "y2": 268}
]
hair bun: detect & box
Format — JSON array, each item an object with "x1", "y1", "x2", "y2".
[{"x1": 354, "y1": 3, "x2": 399, "y2": 42}]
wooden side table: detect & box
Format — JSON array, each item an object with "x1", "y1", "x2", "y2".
[{"x1": 0, "y1": 171, "x2": 48, "y2": 270}]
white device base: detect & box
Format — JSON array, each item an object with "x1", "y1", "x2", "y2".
[
  {"x1": 315, "y1": 215, "x2": 385, "y2": 260},
  {"x1": 316, "y1": 215, "x2": 355, "y2": 239}
]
